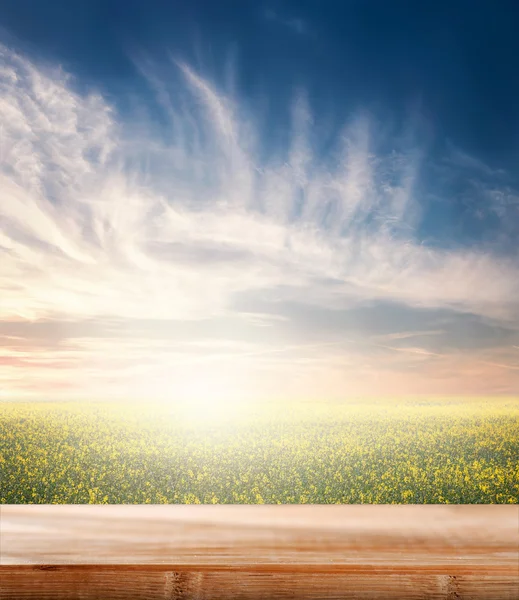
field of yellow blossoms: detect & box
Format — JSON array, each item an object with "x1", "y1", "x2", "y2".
[{"x1": 1, "y1": 397, "x2": 518, "y2": 503}]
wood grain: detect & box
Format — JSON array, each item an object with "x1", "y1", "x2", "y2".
[{"x1": 1, "y1": 506, "x2": 518, "y2": 599}]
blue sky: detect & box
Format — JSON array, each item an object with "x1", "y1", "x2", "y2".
[{"x1": 0, "y1": 0, "x2": 518, "y2": 401}]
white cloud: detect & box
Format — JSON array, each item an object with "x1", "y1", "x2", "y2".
[
  {"x1": 373, "y1": 330, "x2": 444, "y2": 342},
  {"x1": 263, "y1": 10, "x2": 311, "y2": 36},
  {"x1": 1, "y1": 43, "x2": 518, "y2": 398}
]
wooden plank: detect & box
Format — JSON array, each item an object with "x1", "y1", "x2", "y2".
[
  {"x1": 1, "y1": 567, "x2": 518, "y2": 600},
  {"x1": 1, "y1": 505, "x2": 517, "y2": 567},
  {"x1": 1, "y1": 506, "x2": 518, "y2": 599}
]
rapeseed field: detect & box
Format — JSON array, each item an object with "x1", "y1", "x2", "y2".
[{"x1": 1, "y1": 397, "x2": 518, "y2": 503}]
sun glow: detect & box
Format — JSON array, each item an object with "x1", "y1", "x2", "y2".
[
  {"x1": 147, "y1": 369, "x2": 252, "y2": 425},
  {"x1": 178, "y1": 376, "x2": 234, "y2": 420}
]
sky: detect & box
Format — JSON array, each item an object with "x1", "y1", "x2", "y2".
[{"x1": 0, "y1": 0, "x2": 519, "y2": 402}]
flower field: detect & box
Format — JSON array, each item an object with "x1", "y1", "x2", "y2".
[{"x1": 1, "y1": 397, "x2": 518, "y2": 503}]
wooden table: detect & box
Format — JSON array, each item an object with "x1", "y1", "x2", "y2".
[{"x1": 1, "y1": 505, "x2": 518, "y2": 599}]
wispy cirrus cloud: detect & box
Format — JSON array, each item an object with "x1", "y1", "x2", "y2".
[
  {"x1": 263, "y1": 9, "x2": 311, "y2": 37},
  {"x1": 0, "y1": 42, "x2": 518, "y2": 400}
]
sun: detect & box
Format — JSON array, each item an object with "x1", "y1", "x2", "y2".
[
  {"x1": 140, "y1": 365, "x2": 256, "y2": 426},
  {"x1": 172, "y1": 372, "x2": 246, "y2": 425}
]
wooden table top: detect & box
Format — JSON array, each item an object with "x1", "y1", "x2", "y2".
[{"x1": 1, "y1": 505, "x2": 518, "y2": 599}]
